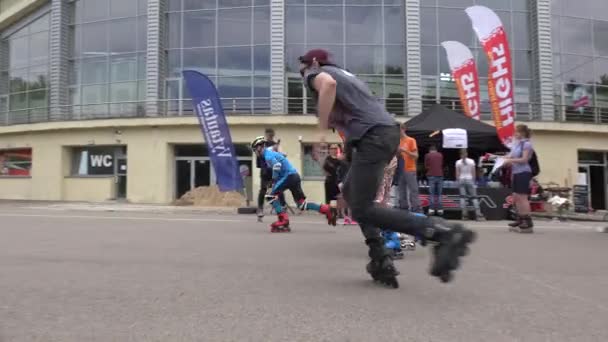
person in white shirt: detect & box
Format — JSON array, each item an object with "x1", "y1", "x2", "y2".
[{"x1": 455, "y1": 149, "x2": 484, "y2": 221}]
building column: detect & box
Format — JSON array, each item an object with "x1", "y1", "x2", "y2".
[
  {"x1": 146, "y1": 0, "x2": 165, "y2": 117},
  {"x1": 49, "y1": 0, "x2": 70, "y2": 121},
  {"x1": 531, "y1": 0, "x2": 554, "y2": 121},
  {"x1": 270, "y1": 0, "x2": 285, "y2": 115},
  {"x1": 404, "y1": 0, "x2": 422, "y2": 116}
]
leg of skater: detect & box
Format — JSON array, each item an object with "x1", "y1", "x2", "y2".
[
  {"x1": 266, "y1": 191, "x2": 290, "y2": 232},
  {"x1": 287, "y1": 173, "x2": 336, "y2": 225},
  {"x1": 343, "y1": 126, "x2": 476, "y2": 283},
  {"x1": 467, "y1": 181, "x2": 485, "y2": 221}
]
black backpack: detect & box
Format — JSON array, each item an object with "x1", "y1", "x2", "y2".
[
  {"x1": 530, "y1": 151, "x2": 540, "y2": 177},
  {"x1": 520, "y1": 141, "x2": 540, "y2": 177}
]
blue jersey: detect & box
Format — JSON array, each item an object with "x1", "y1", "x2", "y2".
[{"x1": 263, "y1": 148, "x2": 298, "y2": 192}]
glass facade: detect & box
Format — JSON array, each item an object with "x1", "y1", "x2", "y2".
[
  {"x1": 1, "y1": 0, "x2": 608, "y2": 125},
  {"x1": 68, "y1": 0, "x2": 148, "y2": 118},
  {"x1": 165, "y1": 0, "x2": 271, "y2": 115},
  {"x1": 285, "y1": 0, "x2": 406, "y2": 115},
  {"x1": 420, "y1": 0, "x2": 531, "y2": 119},
  {"x1": 551, "y1": 0, "x2": 608, "y2": 122},
  {"x1": 0, "y1": 13, "x2": 50, "y2": 124}
]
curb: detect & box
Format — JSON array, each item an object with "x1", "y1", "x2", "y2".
[{"x1": 531, "y1": 212, "x2": 607, "y2": 223}]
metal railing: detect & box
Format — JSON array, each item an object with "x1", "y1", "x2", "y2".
[{"x1": 2, "y1": 97, "x2": 608, "y2": 126}]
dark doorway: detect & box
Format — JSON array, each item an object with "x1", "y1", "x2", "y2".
[
  {"x1": 176, "y1": 160, "x2": 192, "y2": 199},
  {"x1": 194, "y1": 160, "x2": 211, "y2": 188},
  {"x1": 590, "y1": 165, "x2": 606, "y2": 210}
]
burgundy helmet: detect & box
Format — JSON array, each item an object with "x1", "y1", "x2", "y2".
[{"x1": 298, "y1": 48, "x2": 333, "y2": 65}]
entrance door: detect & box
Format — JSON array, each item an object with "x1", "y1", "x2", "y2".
[
  {"x1": 176, "y1": 160, "x2": 192, "y2": 199},
  {"x1": 116, "y1": 157, "x2": 127, "y2": 199},
  {"x1": 590, "y1": 165, "x2": 606, "y2": 210},
  {"x1": 194, "y1": 160, "x2": 211, "y2": 188}
]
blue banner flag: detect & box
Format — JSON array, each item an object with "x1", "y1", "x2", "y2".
[{"x1": 182, "y1": 70, "x2": 243, "y2": 192}]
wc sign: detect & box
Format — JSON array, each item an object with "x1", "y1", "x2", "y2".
[{"x1": 77, "y1": 149, "x2": 115, "y2": 175}]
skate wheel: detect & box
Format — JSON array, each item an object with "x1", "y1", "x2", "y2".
[{"x1": 439, "y1": 272, "x2": 453, "y2": 283}]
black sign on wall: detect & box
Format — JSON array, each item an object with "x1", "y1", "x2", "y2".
[
  {"x1": 573, "y1": 185, "x2": 590, "y2": 213},
  {"x1": 88, "y1": 153, "x2": 114, "y2": 175}
]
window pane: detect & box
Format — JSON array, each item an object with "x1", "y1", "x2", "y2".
[
  {"x1": 28, "y1": 65, "x2": 48, "y2": 90},
  {"x1": 421, "y1": 46, "x2": 437, "y2": 77},
  {"x1": 438, "y1": 8, "x2": 476, "y2": 47},
  {"x1": 385, "y1": 45, "x2": 405, "y2": 74},
  {"x1": 561, "y1": 54, "x2": 593, "y2": 83},
  {"x1": 307, "y1": 6, "x2": 343, "y2": 44},
  {"x1": 420, "y1": 7, "x2": 437, "y2": 45},
  {"x1": 437, "y1": 0, "x2": 473, "y2": 8},
  {"x1": 184, "y1": 0, "x2": 216, "y2": 10},
  {"x1": 0, "y1": 71, "x2": 8, "y2": 95},
  {"x1": 286, "y1": 6, "x2": 305, "y2": 43},
  {"x1": 183, "y1": 10, "x2": 216, "y2": 48},
  {"x1": 110, "y1": 81, "x2": 137, "y2": 102},
  {"x1": 9, "y1": 93, "x2": 27, "y2": 110},
  {"x1": 9, "y1": 68, "x2": 28, "y2": 92},
  {"x1": 110, "y1": 0, "x2": 137, "y2": 17},
  {"x1": 254, "y1": 7, "x2": 270, "y2": 44},
  {"x1": 167, "y1": 13, "x2": 181, "y2": 49},
  {"x1": 110, "y1": 54, "x2": 138, "y2": 82},
  {"x1": 81, "y1": 22, "x2": 107, "y2": 57},
  {"x1": 138, "y1": 0, "x2": 148, "y2": 15},
  {"x1": 168, "y1": 0, "x2": 181, "y2": 11},
  {"x1": 218, "y1": 8, "x2": 252, "y2": 46},
  {"x1": 512, "y1": 12, "x2": 530, "y2": 50},
  {"x1": 167, "y1": 50, "x2": 181, "y2": 77},
  {"x1": 285, "y1": 44, "x2": 305, "y2": 73},
  {"x1": 183, "y1": 47, "x2": 216, "y2": 74},
  {"x1": 218, "y1": 76, "x2": 252, "y2": 98},
  {"x1": 218, "y1": 47, "x2": 252, "y2": 76},
  {"x1": 165, "y1": 79, "x2": 180, "y2": 112},
  {"x1": 28, "y1": 89, "x2": 47, "y2": 108},
  {"x1": 476, "y1": 0, "x2": 509, "y2": 10},
  {"x1": 28, "y1": 32, "x2": 49, "y2": 65},
  {"x1": 9, "y1": 36, "x2": 28, "y2": 69},
  {"x1": 137, "y1": 17, "x2": 147, "y2": 51},
  {"x1": 82, "y1": 0, "x2": 109, "y2": 22},
  {"x1": 82, "y1": 58, "x2": 108, "y2": 84},
  {"x1": 302, "y1": 144, "x2": 323, "y2": 178},
  {"x1": 385, "y1": 6, "x2": 404, "y2": 45},
  {"x1": 595, "y1": 58, "x2": 608, "y2": 84},
  {"x1": 594, "y1": 20, "x2": 608, "y2": 57},
  {"x1": 345, "y1": 6, "x2": 382, "y2": 44},
  {"x1": 82, "y1": 84, "x2": 108, "y2": 104},
  {"x1": 561, "y1": 17, "x2": 592, "y2": 55},
  {"x1": 219, "y1": 0, "x2": 255, "y2": 7},
  {"x1": 253, "y1": 76, "x2": 270, "y2": 98},
  {"x1": 109, "y1": 18, "x2": 137, "y2": 53},
  {"x1": 513, "y1": 50, "x2": 531, "y2": 79},
  {"x1": 254, "y1": 45, "x2": 270, "y2": 74},
  {"x1": 385, "y1": 75, "x2": 405, "y2": 115},
  {"x1": 345, "y1": 45, "x2": 384, "y2": 74},
  {"x1": 551, "y1": 16, "x2": 560, "y2": 53},
  {"x1": 138, "y1": 54, "x2": 146, "y2": 80},
  {"x1": 29, "y1": 13, "x2": 50, "y2": 33}
]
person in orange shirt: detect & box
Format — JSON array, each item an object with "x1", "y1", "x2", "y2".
[{"x1": 398, "y1": 123, "x2": 421, "y2": 212}]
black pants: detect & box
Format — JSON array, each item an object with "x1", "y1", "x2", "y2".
[
  {"x1": 324, "y1": 178, "x2": 340, "y2": 204},
  {"x1": 342, "y1": 125, "x2": 430, "y2": 259},
  {"x1": 258, "y1": 176, "x2": 285, "y2": 210},
  {"x1": 272, "y1": 173, "x2": 306, "y2": 204}
]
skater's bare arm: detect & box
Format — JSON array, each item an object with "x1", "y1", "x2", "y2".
[{"x1": 312, "y1": 72, "x2": 337, "y2": 132}]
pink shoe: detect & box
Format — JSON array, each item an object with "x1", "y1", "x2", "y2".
[{"x1": 344, "y1": 216, "x2": 358, "y2": 225}]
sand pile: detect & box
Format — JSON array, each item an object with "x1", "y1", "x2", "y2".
[{"x1": 175, "y1": 186, "x2": 245, "y2": 207}]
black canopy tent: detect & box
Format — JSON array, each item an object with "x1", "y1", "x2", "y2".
[{"x1": 405, "y1": 104, "x2": 507, "y2": 153}]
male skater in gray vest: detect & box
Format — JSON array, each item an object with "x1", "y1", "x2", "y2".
[{"x1": 299, "y1": 49, "x2": 476, "y2": 287}]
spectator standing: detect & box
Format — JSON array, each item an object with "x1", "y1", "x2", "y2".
[
  {"x1": 398, "y1": 124, "x2": 421, "y2": 212},
  {"x1": 322, "y1": 144, "x2": 342, "y2": 205},
  {"x1": 503, "y1": 124, "x2": 534, "y2": 232},
  {"x1": 425, "y1": 145, "x2": 444, "y2": 216},
  {"x1": 455, "y1": 149, "x2": 484, "y2": 221}
]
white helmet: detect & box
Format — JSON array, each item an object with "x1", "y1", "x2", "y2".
[{"x1": 250, "y1": 136, "x2": 267, "y2": 150}]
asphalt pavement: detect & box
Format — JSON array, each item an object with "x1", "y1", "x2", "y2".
[{"x1": 0, "y1": 206, "x2": 607, "y2": 342}]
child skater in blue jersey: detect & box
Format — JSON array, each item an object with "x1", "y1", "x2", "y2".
[{"x1": 251, "y1": 136, "x2": 337, "y2": 232}]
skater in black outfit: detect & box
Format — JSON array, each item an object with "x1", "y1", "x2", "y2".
[
  {"x1": 299, "y1": 49, "x2": 476, "y2": 287},
  {"x1": 322, "y1": 144, "x2": 342, "y2": 204},
  {"x1": 256, "y1": 128, "x2": 285, "y2": 218}
]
